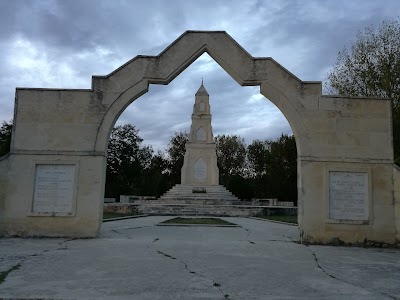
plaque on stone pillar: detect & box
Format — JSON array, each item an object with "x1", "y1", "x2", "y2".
[
  {"x1": 194, "y1": 159, "x2": 207, "y2": 182},
  {"x1": 32, "y1": 164, "x2": 76, "y2": 215},
  {"x1": 329, "y1": 171, "x2": 369, "y2": 221},
  {"x1": 196, "y1": 127, "x2": 206, "y2": 141}
]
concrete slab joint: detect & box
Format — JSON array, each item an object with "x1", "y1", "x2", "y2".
[{"x1": 0, "y1": 30, "x2": 397, "y2": 244}]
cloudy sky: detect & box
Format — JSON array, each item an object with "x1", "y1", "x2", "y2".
[{"x1": 1, "y1": 1, "x2": 399, "y2": 152}]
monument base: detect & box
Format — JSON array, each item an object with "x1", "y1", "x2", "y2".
[
  {"x1": 136, "y1": 184, "x2": 242, "y2": 216},
  {"x1": 158, "y1": 184, "x2": 239, "y2": 203}
]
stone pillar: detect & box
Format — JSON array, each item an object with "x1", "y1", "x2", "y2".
[{"x1": 181, "y1": 83, "x2": 219, "y2": 185}]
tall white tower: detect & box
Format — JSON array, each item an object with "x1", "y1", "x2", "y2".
[{"x1": 181, "y1": 82, "x2": 219, "y2": 185}]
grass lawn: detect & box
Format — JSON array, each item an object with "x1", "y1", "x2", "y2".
[
  {"x1": 160, "y1": 217, "x2": 236, "y2": 226},
  {"x1": 257, "y1": 215, "x2": 298, "y2": 224},
  {"x1": 103, "y1": 212, "x2": 138, "y2": 219}
]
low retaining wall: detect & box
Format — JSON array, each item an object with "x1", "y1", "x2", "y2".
[
  {"x1": 103, "y1": 204, "x2": 139, "y2": 215},
  {"x1": 103, "y1": 203, "x2": 297, "y2": 217}
]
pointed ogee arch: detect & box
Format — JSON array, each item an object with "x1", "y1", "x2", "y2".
[{"x1": 92, "y1": 31, "x2": 321, "y2": 158}]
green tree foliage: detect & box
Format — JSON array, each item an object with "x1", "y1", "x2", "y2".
[
  {"x1": 247, "y1": 135, "x2": 297, "y2": 204},
  {"x1": 215, "y1": 134, "x2": 247, "y2": 181},
  {"x1": 141, "y1": 151, "x2": 169, "y2": 197},
  {"x1": 105, "y1": 124, "x2": 153, "y2": 198},
  {"x1": 0, "y1": 120, "x2": 12, "y2": 157},
  {"x1": 248, "y1": 139, "x2": 270, "y2": 178},
  {"x1": 326, "y1": 19, "x2": 400, "y2": 164},
  {"x1": 268, "y1": 135, "x2": 297, "y2": 203},
  {"x1": 215, "y1": 134, "x2": 249, "y2": 197},
  {"x1": 247, "y1": 139, "x2": 271, "y2": 198},
  {"x1": 166, "y1": 131, "x2": 189, "y2": 184}
]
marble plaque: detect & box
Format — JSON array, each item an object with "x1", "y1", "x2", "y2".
[
  {"x1": 329, "y1": 171, "x2": 368, "y2": 221},
  {"x1": 194, "y1": 159, "x2": 207, "y2": 182},
  {"x1": 33, "y1": 164, "x2": 75, "y2": 214},
  {"x1": 196, "y1": 127, "x2": 206, "y2": 141}
]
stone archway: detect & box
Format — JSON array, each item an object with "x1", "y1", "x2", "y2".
[{"x1": 0, "y1": 31, "x2": 398, "y2": 244}]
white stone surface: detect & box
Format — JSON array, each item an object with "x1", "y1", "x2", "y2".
[
  {"x1": 33, "y1": 164, "x2": 75, "y2": 214},
  {"x1": 194, "y1": 158, "x2": 207, "y2": 182},
  {"x1": 329, "y1": 171, "x2": 368, "y2": 221},
  {"x1": 181, "y1": 83, "x2": 219, "y2": 186},
  {"x1": 195, "y1": 127, "x2": 206, "y2": 141}
]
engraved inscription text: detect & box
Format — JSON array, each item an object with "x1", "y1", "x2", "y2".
[
  {"x1": 329, "y1": 171, "x2": 368, "y2": 221},
  {"x1": 33, "y1": 165, "x2": 75, "y2": 214}
]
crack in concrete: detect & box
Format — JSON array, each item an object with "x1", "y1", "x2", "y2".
[
  {"x1": 304, "y1": 245, "x2": 336, "y2": 279},
  {"x1": 56, "y1": 238, "x2": 76, "y2": 250},
  {"x1": 145, "y1": 237, "x2": 160, "y2": 250},
  {"x1": 111, "y1": 226, "x2": 152, "y2": 239},
  {"x1": 304, "y1": 245, "x2": 397, "y2": 300},
  {"x1": 0, "y1": 262, "x2": 22, "y2": 284},
  {"x1": 120, "y1": 226, "x2": 151, "y2": 231},
  {"x1": 0, "y1": 238, "x2": 74, "y2": 286},
  {"x1": 282, "y1": 234, "x2": 297, "y2": 242},
  {"x1": 266, "y1": 239, "x2": 293, "y2": 243},
  {"x1": 147, "y1": 240, "x2": 232, "y2": 299},
  {"x1": 243, "y1": 228, "x2": 255, "y2": 245},
  {"x1": 110, "y1": 229, "x2": 133, "y2": 240}
]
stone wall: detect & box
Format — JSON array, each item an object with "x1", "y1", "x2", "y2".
[
  {"x1": 393, "y1": 165, "x2": 400, "y2": 241},
  {"x1": 296, "y1": 96, "x2": 396, "y2": 244},
  {"x1": 0, "y1": 155, "x2": 10, "y2": 223}
]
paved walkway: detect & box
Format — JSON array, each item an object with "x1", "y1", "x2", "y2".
[{"x1": 0, "y1": 216, "x2": 399, "y2": 299}]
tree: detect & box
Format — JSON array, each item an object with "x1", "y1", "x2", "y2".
[
  {"x1": 247, "y1": 139, "x2": 271, "y2": 178},
  {"x1": 247, "y1": 139, "x2": 271, "y2": 198},
  {"x1": 215, "y1": 134, "x2": 247, "y2": 194},
  {"x1": 0, "y1": 120, "x2": 12, "y2": 157},
  {"x1": 268, "y1": 134, "x2": 297, "y2": 204},
  {"x1": 326, "y1": 19, "x2": 400, "y2": 164},
  {"x1": 105, "y1": 124, "x2": 153, "y2": 198},
  {"x1": 326, "y1": 19, "x2": 400, "y2": 106},
  {"x1": 141, "y1": 151, "x2": 169, "y2": 197},
  {"x1": 246, "y1": 135, "x2": 297, "y2": 203},
  {"x1": 166, "y1": 131, "x2": 189, "y2": 185}
]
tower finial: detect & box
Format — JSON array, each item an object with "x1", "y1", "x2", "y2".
[{"x1": 201, "y1": 77, "x2": 204, "y2": 85}]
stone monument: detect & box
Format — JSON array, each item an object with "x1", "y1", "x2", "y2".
[
  {"x1": 156, "y1": 83, "x2": 239, "y2": 206},
  {"x1": 181, "y1": 81, "x2": 219, "y2": 186}
]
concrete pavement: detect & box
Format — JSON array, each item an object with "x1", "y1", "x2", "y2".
[{"x1": 0, "y1": 216, "x2": 399, "y2": 299}]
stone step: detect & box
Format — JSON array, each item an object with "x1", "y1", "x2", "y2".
[
  {"x1": 138, "y1": 204, "x2": 265, "y2": 217},
  {"x1": 136, "y1": 200, "x2": 242, "y2": 205},
  {"x1": 158, "y1": 184, "x2": 239, "y2": 203},
  {"x1": 160, "y1": 194, "x2": 238, "y2": 199}
]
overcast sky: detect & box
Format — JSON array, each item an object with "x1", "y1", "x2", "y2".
[{"x1": 1, "y1": 1, "x2": 399, "y2": 152}]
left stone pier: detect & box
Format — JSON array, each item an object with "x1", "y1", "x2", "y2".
[{"x1": 0, "y1": 88, "x2": 107, "y2": 237}]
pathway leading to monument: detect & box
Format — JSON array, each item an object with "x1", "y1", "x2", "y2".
[{"x1": 0, "y1": 217, "x2": 399, "y2": 299}]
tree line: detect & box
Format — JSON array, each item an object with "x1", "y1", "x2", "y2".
[{"x1": 104, "y1": 124, "x2": 298, "y2": 204}]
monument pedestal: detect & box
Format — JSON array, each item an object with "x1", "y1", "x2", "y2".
[{"x1": 181, "y1": 144, "x2": 219, "y2": 186}]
